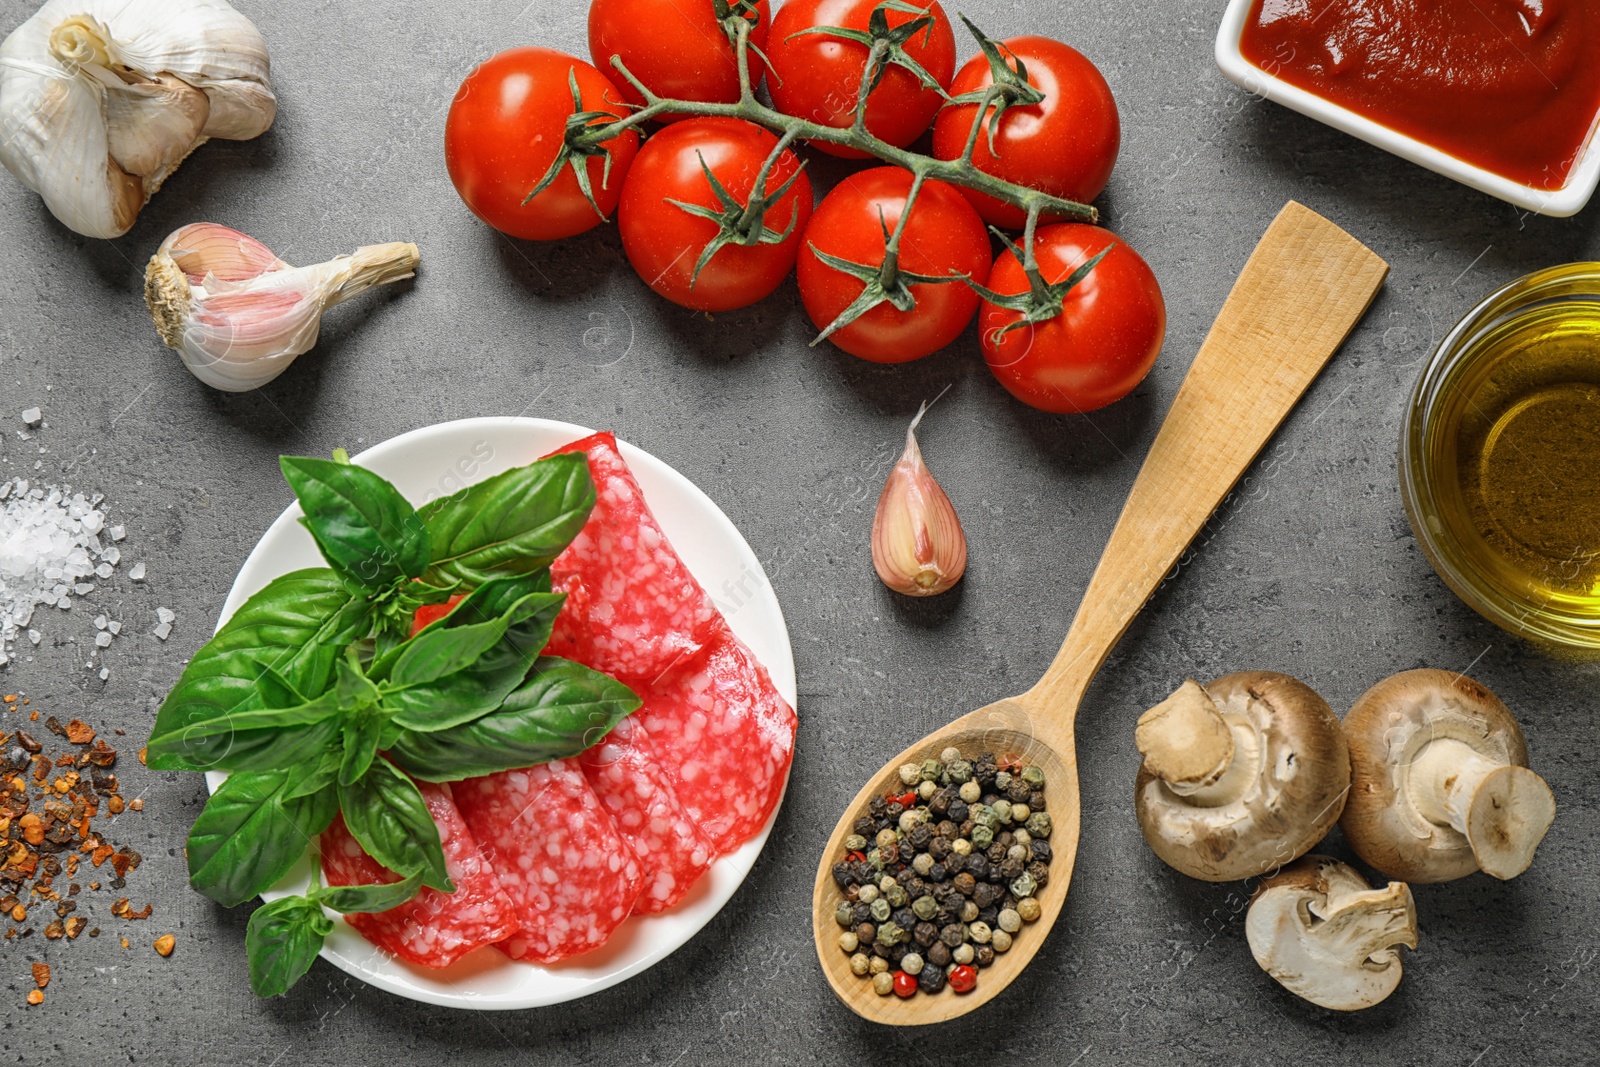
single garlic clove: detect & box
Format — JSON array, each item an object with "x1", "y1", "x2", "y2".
[
  {"x1": 144, "y1": 224, "x2": 419, "y2": 393},
  {"x1": 871, "y1": 402, "x2": 968, "y2": 596}
]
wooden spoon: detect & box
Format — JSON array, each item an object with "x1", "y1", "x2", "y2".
[{"x1": 812, "y1": 201, "x2": 1389, "y2": 1025}]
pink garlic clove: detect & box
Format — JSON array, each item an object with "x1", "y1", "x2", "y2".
[
  {"x1": 143, "y1": 223, "x2": 419, "y2": 392},
  {"x1": 871, "y1": 402, "x2": 968, "y2": 596}
]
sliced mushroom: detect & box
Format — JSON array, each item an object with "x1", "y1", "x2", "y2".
[
  {"x1": 1134, "y1": 672, "x2": 1350, "y2": 881},
  {"x1": 1340, "y1": 669, "x2": 1556, "y2": 882},
  {"x1": 1245, "y1": 854, "x2": 1418, "y2": 1011}
]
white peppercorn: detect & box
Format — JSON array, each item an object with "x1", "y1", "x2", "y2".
[
  {"x1": 898, "y1": 808, "x2": 922, "y2": 832},
  {"x1": 901, "y1": 951, "x2": 925, "y2": 976},
  {"x1": 1012, "y1": 829, "x2": 1031, "y2": 848},
  {"x1": 940, "y1": 746, "x2": 962, "y2": 764},
  {"x1": 991, "y1": 929, "x2": 1013, "y2": 953},
  {"x1": 958, "y1": 781, "x2": 981, "y2": 804},
  {"x1": 968, "y1": 921, "x2": 992, "y2": 944},
  {"x1": 1017, "y1": 897, "x2": 1041, "y2": 922},
  {"x1": 1011, "y1": 802, "x2": 1031, "y2": 823},
  {"x1": 959, "y1": 900, "x2": 979, "y2": 923},
  {"x1": 839, "y1": 931, "x2": 860, "y2": 953},
  {"x1": 917, "y1": 780, "x2": 937, "y2": 801},
  {"x1": 898, "y1": 762, "x2": 921, "y2": 786},
  {"x1": 869, "y1": 956, "x2": 889, "y2": 975},
  {"x1": 912, "y1": 852, "x2": 935, "y2": 876},
  {"x1": 850, "y1": 953, "x2": 871, "y2": 976},
  {"x1": 950, "y1": 838, "x2": 972, "y2": 856},
  {"x1": 875, "y1": 828, "x2": 898, "y2": 849},
  {"x1": 952, "y1": 943, "x2": 975, "y2": 965},
  {"x1": 844, "y1": 834, "x2": 868, "y2": 851},
  {"x1": 857, "y1": 884, "x2": 879, "y2": 904},
  {"x1": 878, "y1": 874, "x2": 898, "y2": 891},
  {"x1": 1007, "y1": 844, "x2": 1028, "y2": 864},
  {"x1": 997, "y1": 908, "x2": 1022, "y2": 933},
  {"x1": 873, "y1": 971, "x2": 895, "y2": 996}
]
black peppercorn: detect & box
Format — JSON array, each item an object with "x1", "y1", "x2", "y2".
[
  {"x1": 914, "y1": 921, "x2": 938, "y2": 948},
  {"x1": 931, "y1": 882, "x2": 956, "y2": 902},
  {"x1": 986, "y1": 842, "x2": 1007, "y2": 865},
  {"x1": 1028, "y1": 791, "x2": 1046, "y2": 812},
  {"x1": 965, "y1": 853, "x2": 989, "y2": 880},
  {"x1": 973, "y1": 882, "x2": 1003, "y2": 909},
  {"x1": 936, "y1": 903, "x2": 960, "y2": 925},
  {"x1": 977, "y1": 906, "x2": 999, "y2": 926},
  {"x1": 982, "y1": 793, "x2": 1003, "y2": 810},
  {"x1": 928, "y1": 837, "x2": 951, "y2": 862},
  {"x1": 953, "y1": 872, "x2": 977, "y2": 896},
  {"x1": 872, "y1": 940, "x2": 892, "y2": 959},
  {"x1": 928, "y1": 863, "x2": 948, "y2": 883},
  {"x1": 879, "y1": 841, "x2": 900, "y2": 866},
  {"x1": 908, "y1": 823, "x2": 933, "y2": 851},
  {"x1": 944, "y1": 850, "x2": 966, "y2": 874},
  {"x1": 1031, "y1": 840, "x2": 1053, "y2": 865},
  {"x1": 855, "y1": 921, "x2": 876, "y2": 943},
  {"x1": 893, "y1": 907, "x2": 915, "y2": 931},
  {"x1": 852, "y1": 860, "x2": 876, "y2": 884},
  {"x1": 939, "y1": 923, "x2": 966, "y2": 948},
  {"x1": 918, "y1": 964, "x2": 947, "y2": 994},
  {"x1": 947, "y1": 798, "x2": 969, "y2": 823},
  {"x1": 1027, "y1": 861, "x2": 1050, "y2": 889},
  {"x1": 905, "y1": 876, "x2": 928, "y2": 899},
  {"x1": 959, "y1": 819, "x2": 976, "y2": 837},
  {"x1": 927, "y1": 941, "x2": 952, "y2": 968},
  {"x1": 928, "y1": 787, "x2": 954, "y2": 817},
  {"x1": 1006, "y1": 780, "x2": 1031, "y2": 804},
  {"x1": 852, "y1": 902, "x2": 873, "y2": 925},
  {"x1": 976, "y1": 945, "x2": 995, "y2": 968},
  {"x1": 999, "y1": 856, "x2": 1025, "y2": 881},
  {"x1": 937, "y1": 819, "x2": 958, "y2": 838},
  {"x1": 885, "y1": 801, "x2": 905, "y2": 821},
  {"x1": 854, "y1": 815, "x2": 877, "y2": 837},
  {"x1": 831, "y1": 862, "x2": 854, "y2": 888},
  {"x1": 868, "y1": 798, "x2": 887, "y2": 820},
  {"x1": 974, "y1": 753, "x2": 998, "y2": 787},
  {"x1": 996, "y1": 831, "x2": 1014, "y2": 849}
]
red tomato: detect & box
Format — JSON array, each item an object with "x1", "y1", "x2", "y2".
[
  {"x1": 588, "y1": 0, "x2": 771, "y2": 117},
  {"x1": 618, "y1": 117, "x2": 813, "y2": 311},
  {"x1": 766, "y1": 0, "x2": 955, "y2": 159},
  {"x1": 444, "y1": 48, "x2": 639, "y2": 241},
  {"x1": 931, "y1": 37, "x2": 1119, "y2": 229},
  {"x1": 797, "y1": 167, "x2": 989, "y2": 363},
  {"x1": 411, "y1": 594, "x2": 465, "y2": 636},
  {"x1": 979, "y1": 224, "x2": 1164, "y2": 414}
]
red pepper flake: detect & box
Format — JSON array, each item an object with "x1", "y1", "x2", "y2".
[
  {"x1": 64, "y1": 916, "x2": 86, "y2": 939},
  {"x1": 136, "y1": 747, "x2": 146, "y2": 766},
  {"x1": 90, "y1": 845, "x2": 113, "y2": 868},
  {"x1": 31, "y1": 962, "x2": 49, "y2": 988},
  {"x1": 43, "y1": 919, "x2": 64, "y2": 939},
  {"x1": 107, "y1": 795, "x2": 124, "y2": 815},
  {"x1": 64, "y1": 719, "x2": 94, "y2": 745},
  {"x1": 28, "y1": 710, "x2": 38, "y2": 721},
  {"x1": 25, "y1": 989, "x2": 42, "y2": 1006},
  {"x1": 127, "y1": 799, "x2": 142, "y2": 812},
  {"x1": 1, "y1": 694, "x2": 14, "y2": 703},
  {"x1": 153, "y1": 934, "x2": 175, "y2": 957}
]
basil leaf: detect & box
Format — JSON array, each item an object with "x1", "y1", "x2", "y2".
[
  {"x1": 281, "y1": 456, "x2": 430, "y2": 591},
  {"x1": 382, "y1": 592, "x2": 565, "y2": 733},
  {"x1": 148, "y1": 569, "x2": 370, "y2": 770},
  {"x1": 420, "y1": 453, "x2": 594, "y2": 586},
  {"x1": 283, "y1": 748, "x2": 342, "y2": 801},
  {"x1": 389, "y1": 657, "x2": 639, "y2": 782},
  {"x1": 387, "y1": 588, "x2": 549, "y2": 688},
  {"x1": 310, "y1": 870, "x2": 425, "y2": 915},
  {"x1": 150, "y1": 714, "x2": 342, "y2": 776},
  {"x1": 337, "y1": 757, "x2": 452, "y2": 892},
  {"x1": 367, "y1": 572, "x2": 547, "y2": 681},
  {"x1": 246, "y1": 896, "x2": 334, "y2": 997},
  {"x1": 187, "y1": 772, "x2": 337, "y2": 908},
  {"x1": 338, "y1": 709, "x2": 384, "y2": 787}
]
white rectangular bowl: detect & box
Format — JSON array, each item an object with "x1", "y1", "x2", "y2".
[{"x1": 1214, "y1": 0, "x2": 1600, "y2": 218}]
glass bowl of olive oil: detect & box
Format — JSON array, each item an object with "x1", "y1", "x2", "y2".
[{"x1": 1402, "y1": 263, "x2": 1600, "y2": 650}]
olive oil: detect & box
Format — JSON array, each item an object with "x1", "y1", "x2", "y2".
[{"x1": 1423, "y1": 299, "x2": 1600, "y2": 628}]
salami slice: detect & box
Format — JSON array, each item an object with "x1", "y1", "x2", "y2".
[
  {"x1": 454, "y1": 759, "x2": 646, "y2": 963},
  {"x1": 542, "y1": 432, "x2": 720, "y2": 682},
  {"x1": 580, "y1": 714, "x2": 716, "y2": 914},
  {"x1": 319, "y1": 782, "x2": 519, "y2": 969},
  {"x1": 634, "y1": 622, "x2": 797, "y2": 855}
]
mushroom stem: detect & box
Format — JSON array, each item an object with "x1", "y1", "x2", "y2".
[
  {"x1": 1135, "y1": 680, "x2": 1236, "y2": 796},
  {"x1": 1408, "y1": 739, "x2": 1556, "y2": 880}
]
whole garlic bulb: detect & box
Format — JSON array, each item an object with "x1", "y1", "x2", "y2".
[
  {"x1": 0, "y1": 0, "x2": 275, "y2": 238},
  {"x1": 145, "y1": 223, "x2": 420, "y2": 392}
]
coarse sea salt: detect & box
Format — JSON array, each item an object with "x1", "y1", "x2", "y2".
[{"x1": 0, "y1": 477, "x2": 128, "y2": 665}]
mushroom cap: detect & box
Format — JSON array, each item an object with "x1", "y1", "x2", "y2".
[
  {"x1": 1245, "y1": 854, "x2": 1418, "y2": 1011},
  {"x1": 1134, "y1": 671, "x2": 1350, "y2": 882},
  {"x1": 1340, "y1": 669, "x2": 1545, "y2": 882}
]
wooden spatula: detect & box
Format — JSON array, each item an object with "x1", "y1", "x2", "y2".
[{"x1": 811, "y1": 201, "x2": 1389, "y2": 1025}]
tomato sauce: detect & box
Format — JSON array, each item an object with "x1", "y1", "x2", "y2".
[{"x1": 1239, "y1": 0, "x2": 1600, "y2": 190}]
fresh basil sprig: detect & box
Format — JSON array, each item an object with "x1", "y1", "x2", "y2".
[{"x1": 155, "y1": 448, "x2": 636, "y2": 997}]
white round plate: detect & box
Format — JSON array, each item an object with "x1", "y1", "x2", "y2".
[{"x1": 206, "y1": 417, "x2": 795, "y2": 1009}]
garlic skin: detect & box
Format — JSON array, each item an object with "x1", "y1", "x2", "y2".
[
  {"x1": 144, "y1": 223, "x2": 420, "y2": 392},
  {"x1": 871, "y1": 403, "x2": 968, "y2": 596},
  {"x1": 0, "y1": 0, "x2": 275, "y2": 238}
]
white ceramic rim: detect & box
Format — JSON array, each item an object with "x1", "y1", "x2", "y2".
[
  {"x1": 204, "y1": 416, "x2": 796, "y2": 1009},
  {"x1": 1214, "y1": 0, "x2": 1600, "y2": 218}
]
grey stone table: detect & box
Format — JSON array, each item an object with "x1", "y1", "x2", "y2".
[{"x1": 2, "y1": 0, "x2": 1597, "y2": 1063}]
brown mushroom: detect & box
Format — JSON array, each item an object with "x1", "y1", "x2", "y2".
[
  {"x1": 1134, "y1": 672, "x2": 1350, "y2": 881},
  {"x1": 1340, "y1": 669, "x2": 1555, "y2": 882},
  {"x1": 1245, "y1": 854, "x2": 1418, "y2": 1011}
]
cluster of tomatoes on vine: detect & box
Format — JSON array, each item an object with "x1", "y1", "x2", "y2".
[{"x1": 443, "y1": 0, "x2": 1166, "y2": 415}]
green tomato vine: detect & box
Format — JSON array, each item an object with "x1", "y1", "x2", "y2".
[{"x1": 531, "y1": 0, "x2": 1103, "y2": 336}]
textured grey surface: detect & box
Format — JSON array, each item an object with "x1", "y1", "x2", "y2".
[{"x1": 1, "y1": 0, "x2": 1598, "y2": 1062}]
